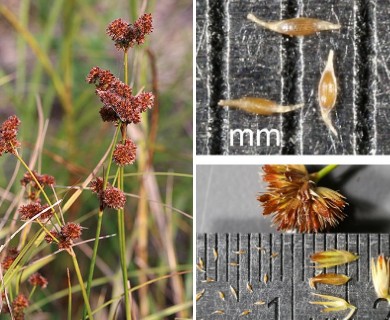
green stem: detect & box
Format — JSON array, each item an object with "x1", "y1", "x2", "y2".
[
  {"x1": 71, "y1": 251, "x2": 93, "y2": 320},
  {"x1": 310, "y1": 164, "x2": 339, "y2": 183}
]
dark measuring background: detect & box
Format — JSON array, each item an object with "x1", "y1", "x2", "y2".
[
  {"x1": 197, "y1": 165, "x2": 390, "y2": 233},
  {"x1": 196, "y1": 0, "x2": 390, "y2": 155}
]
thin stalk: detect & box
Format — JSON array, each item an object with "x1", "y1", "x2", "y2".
[
  {"x1": 67, "y1": 268, "x2": 72, "y2": 320},
  {"x1": 311, "y1": 164, "x2": 339, "y2": 183},
  {"x1": 70, "y1": 250, "x2": 93, "y2": 320},
  {"x1": 28, "y1": 286, "x2": 37, "y2": 300}
]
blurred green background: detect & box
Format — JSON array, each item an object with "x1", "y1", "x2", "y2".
[{"x1": 0, "y1": 0, "x2": 192, "y2": 319}]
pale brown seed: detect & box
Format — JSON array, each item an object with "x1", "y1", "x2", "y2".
[
  {"x1": 254, "y1": 300, "x2": 266, "y2": 306},
  {"x1": 230, "y1": 285, "x2": 238, "y2": 300},
  {"x1": 211, "y1": 310, "x2": 225, "y2": 315},
  {"x1": 196, "y1": 289, "x2": 205, "y2": 302},
  {"x1": 218, "y1": 291, "x2": 225, "y2": 301},
  {"x1": 271, "y1": 252, "x2": 279, "y2": 259},
  {"x1": 218, "y1": 97, "x2": 304, "y2": 115},
  {"x1": 213, "y1": 248, "x2": 218, "y2": 262},
  {"x1": 196, "y1": 257, "x2": 206, "y2": 273},
  {"x1": 246, "y1": 282, "x2": 253, "y2": 293},
  {"x1": 318, "y1": 50, "x2": 338, "y2": 136},
  {"x1": 230, "y1": 261, "x2": 239, "y2": 267},
  {"x1": 247, "y1": 14, "x2": 341, "y2": 36},
  {"x1": 263, "y1": 273, "x2": 269, "y2": 284},
  {"x1": 240, "y1": 310, "x2": 252, "y2": 317},
  {"x1": 233, "y1": 249, "x2": 247, "y2": 255},
  {"x1": 309, "y1": 273, "x2": 350, "y2": 289},
  {"x1": 201, "y1": 277, "x2": 215, "y2": 283}
]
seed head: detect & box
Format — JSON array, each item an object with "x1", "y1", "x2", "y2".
[
  {"x1": 44, "y1": 231, "x2": 59, "y2": 244},
  {"x1": 371, "y1": 255, "x2": 390, "y2": 303},
  {"x1": 258, "y1": 165, "x2": 347, "y2": 232},
  {"x1": 106, "y1": 14, "x2": 153, "y2": 51},
  {"x1": 11, "y1": 294, "x2": 29, "y2": 320},
  {"x1": 1, "y1": 248, "x2": 19, "y2": 270},
  {"x1": 28, "y1": 273, "x2": 48, "y2": 288},
  {"x1": 0, "y1": 115, "x2": 21, "y2": 156},
  {"x1": 113, "y1": 139, "x2": 137, "y2": 166},
  {"x1": 61, "y1": 222, "x2": 82, "y2": 240},
  {"x1": 20, "y1": 171, "x2": 55, "y2": 189},
  {"x1": 18, "y1": 200, "x2": 50, "y2": 221},
  {"x1": 102, "y1": 186, "x2": 126, "y2": 209}
]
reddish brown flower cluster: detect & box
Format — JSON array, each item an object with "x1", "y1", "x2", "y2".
[
  {"x1": 113, "y1": 139, "x2": 137, "y2": 166},
  {"x1": 90, "y1": 177, "x2": 126, "y2": 210},
  {"x1": 257, "y1": 165, "x2": 347, "y2": 233},
  {"x1": 28, "y1": 272, "x2": 48, "y2": 288},
  {"x1": 20, "y1": 170, "x2": 55, "y2": 189},
  {"x1": 106, "y1": 14, "x2": 153, "y2": 51},
  {"x1": 11, "y1": 293, "x2": 29, "y2": 320},
  {"x1": 0, "y1": 115, "x2": 21, "y2": 156},
  {"x1": 18, "y1": 200, "x2": 51, "y2": 221},
  {"x1": 86, "y1": 67, "x2": 154, "y2": 125},
  {"x1": 44, "y1": 222, "x2": 82, "y2": 250},
  {"x1": 1, "y1": 248, "x2": 19, "y2": 270}
]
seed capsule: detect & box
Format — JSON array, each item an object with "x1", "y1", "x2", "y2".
[
  {"x1": 310, "y1": 293, "x2": 356, "y2": 320},
  {"x1": 218, "y1": 97, "x2": 304, "y2": 115},
  {"x1": 311, "y1": 249, "x2": 359, "y2": 269},
  {"x1": 318, "y1": 50, "x2": 338, "y2": 136},
  {"x1": 247, "y1": 14, "x2": 341, "y2": 36},
  {"x1": 309, "y1": 273, "x2": 350, "y2": 289}
]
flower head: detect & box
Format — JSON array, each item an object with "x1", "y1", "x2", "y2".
[
  {"x1": 11, "y1": 294, "x2": 29, "y2": 320},
  {"x1": 371, "y1": 255, "x2": 390, "y2": 303},
  {"x1": 113, "y1": 139, "x2": 137, "y2": 166},
  {"x1": 106, "y1": 14, "x2": 153, "y2": 51},
  {"x1": 18, "y1": 200, "x2": 50, "y2": 221},
  {"x1": 0, "y1": 115, "x2": 21, "y2": 156},
  {"x1": 257, "y1": 165, "x2": 347, "y2": 233},
  {"x1": 1, "y1": 248, "x2": 19, "y2": 270},
  {"x1": 103, "y1": 186, "x2": 126, "y2": 209},
  {"x1": 28, "y1": 273, "x2": 48, "y2": 288},
  {"x1": 61, "y1": 222, "x2": 82, "y2": 240},
  {"x1": 45, "y1": 223, "x2": 82, "y2": 250}
]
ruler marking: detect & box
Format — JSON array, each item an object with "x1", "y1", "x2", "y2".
[
  {"x1": 281, "y1": 234, "x2": 284, "y2": 281},
  {"x1": 248, "y1": 234, "x2": 251, "y2": 281},
  {"x1": 237, "y1": 233, "x2": 240, "y2": 302},
  {"x1": 291, "y1": 234, "x2": 294, "y2": 320},
  {"x1": 215, "y1": 233, "x2": 218, "y2": 281},
  {"x1": 204, "y1": 233, "x2": 208, "y2": 281},
  {"x1": 357, "y1": 234, "x2": 360, "y2": 282},
  {"x1": 301, "y1": 234, "x2": 304, "y2": 282},
  {"x1": 226, "y1": 233, "x2": 229, "y2": 282},
  {"x1": 269, "y1": 233, "x2": 273, "y2": 281}
]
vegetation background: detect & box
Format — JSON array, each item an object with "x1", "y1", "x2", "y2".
[{"x1": 0, "y1": 0, "x2": 192, "y2": 319}]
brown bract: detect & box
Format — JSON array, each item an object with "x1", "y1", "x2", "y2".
[
  {"x1": 0, "y1": 115, "x2": 21, "y2": 156},
  {"x1": 257, "y1": 165, "x2": 347, "y2": 232},
  {"x1": 106, "y1": 14, "x2": 153, "y2": 51},
  {"x1": 12, "y1": 294, "x2": 29, "y2": 320},
  {"x1": 113, "y1": 138, "x2": 137, "y2": 166}
]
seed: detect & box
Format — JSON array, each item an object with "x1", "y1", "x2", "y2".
[
  {"x1": 254, "y1": 300, "x2": 266, "y2": 306},
  {"x1": 196, "y1": 289, "x2": 205, "y2": 302},
  {"x1": 247, "y1": 14, "x2": 341, "y2": 36},
  {"x1": 233, "y1": 249, "x2": 246, "y2": 255},
  {"x1": 246, "y1": 282, "x2": 253, "y2": 293},
  {"x1": 318, "y1": 50, "x2": 338, "y2": 136},
  {"x1": 218, "y1": 291, "x2": 225, "y2": 301},
  {"x1": 196, "y1": 257, "x2": 205, "y2": 273},
  {"x1": 254, "y1": 246, "x2": 266, "y2": 253},
  {"x1": 230, "y1": 285, "x2": 238, "y2": 300},
  {"x1": 211, "y1": 310, "x2": 225, "y2": 315},
  {"x1": 213, "y1": 248, "x2": 218, "y2": 262},
  {"x1": 200, "y1": 277, "x2": 215, "y2": 283},
  {"x1": 309, "y1": 273, "x2": 350, "y2": 289},
  {"x1": 271, "y1": 252, "x2": 279, "y2": 259},
  {"x1": 263, "y1": 273, "x2": 269, "y2": 284},
  {"x1": 311, "y1": 249, "x2": 359, "y2": 268},
  {"x1": 218, "y1": 97, "x2": 304, "y2": 115},
  {"x1": 230, "y1": 261, "x2": 239, "y2": 267},
  {"x1": 239, "y1": 310, "x2": 252, "y2": 317}
]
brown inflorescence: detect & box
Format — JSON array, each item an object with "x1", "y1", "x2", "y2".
[
  {"x1": 28, "y1": 272, "x2": 48, "y2": 288},
  {"x1": 0, "y1": 115, "x2": 21, "y2": 156},
  {"x1": 257, "y1": 165, "x2": 347, "y2": 233},
  {"x1": 106, "y1": 14, "x2": 153, "y2": 51},
  {"x1": 44, "y1": 223, "x2": 82, "y2": 250},
  {"x1": 113, "y1": 138, "x2": 137, "y2": 166},
  {"x1": 11, "y1": 293, "x2": 29, "y2": 320},
  {"x1": 102, "y1": 186, "x2": 126, "y2": 210},
  {"x1": 18, "y1": 200, "x2": 51, "y2": 221},
  {"x1": 20, "y1": 171, "x2": 55, "y2": 188},
  {"x1": 1, "y1": 248, "x2": 19, "y2": 270},
  {"x1": 86, "y1": 66, "x2": 154, "y2": 125}
]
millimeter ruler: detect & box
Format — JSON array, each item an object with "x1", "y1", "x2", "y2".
[{"x1": 196, "y1": 233, "x2": 390, "y2": 319}]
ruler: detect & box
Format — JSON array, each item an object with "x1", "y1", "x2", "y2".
[{"x1": 196, "y1": 233, "x2": 390, "y2": 319}]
